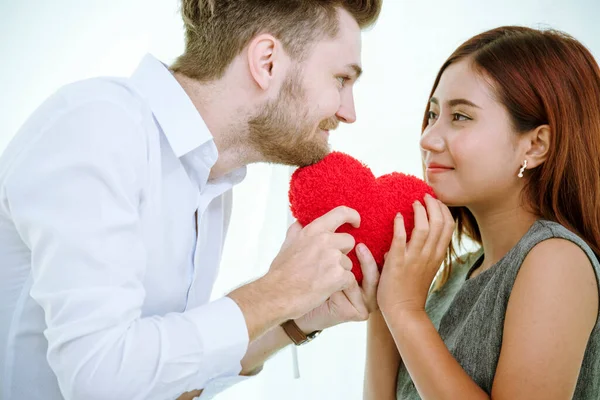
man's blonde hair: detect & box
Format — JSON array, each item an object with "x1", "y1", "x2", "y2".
[{"x1": 171, "y1": 0, "x2": 382, "y2": 81}]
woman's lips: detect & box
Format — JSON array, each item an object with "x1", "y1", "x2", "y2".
[{"x1": 426, "y1": 163, "x2": 454, "y2": 173}]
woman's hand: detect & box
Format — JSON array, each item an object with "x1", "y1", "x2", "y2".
[{"x1": 377, "y1": 194, "x2": 455, "y2": 315}]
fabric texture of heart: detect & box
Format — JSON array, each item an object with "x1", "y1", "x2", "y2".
[{"x1": 289, "y1": 151, "x2": 435, "y2": 284}]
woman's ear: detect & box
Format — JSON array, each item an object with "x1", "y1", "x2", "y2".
[{"x1": 524, "y1": 124, "x2": 551, "y2": 168}]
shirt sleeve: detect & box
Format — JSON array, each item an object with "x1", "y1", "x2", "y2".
[{"x1": 4, "y1": 97, "x2": 250, "y2": 400}]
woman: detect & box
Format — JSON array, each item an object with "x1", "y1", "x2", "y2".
[{"x1": 362, "y1": 26, "x2": 600, "y2": 399}]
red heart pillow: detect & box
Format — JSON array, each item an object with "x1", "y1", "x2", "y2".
[{"x1": 289, "y1": 151, "x2": 434, "y2": 284}]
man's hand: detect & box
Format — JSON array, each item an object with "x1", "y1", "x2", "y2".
[
  {"x1": 176, "y1": 389, "x2": 202, "y2": 400},
  {"x1": 266, "y1": 206, "x2": 362, "y2": 320},
  {"x1": 295, "y1": 242, "x2": 380, "y2": 332},
  {"x1": 229, "y1": 206, "x2": 361, "y2": 340}
]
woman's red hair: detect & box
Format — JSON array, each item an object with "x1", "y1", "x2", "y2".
[{"x1": 429, "y1": 26, "x2": 600, "y2": 289}]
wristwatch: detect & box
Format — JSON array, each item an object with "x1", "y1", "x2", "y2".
[{"x1": 281, "y1": 319, "x2": 322, "y2": 346}]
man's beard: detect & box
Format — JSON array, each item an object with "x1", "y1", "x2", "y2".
[{"x1": 247, "y1": 70, "x2": 338, "y2": 167}]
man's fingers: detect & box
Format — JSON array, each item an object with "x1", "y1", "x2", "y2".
[
  {"x1": 342, "y1": 282, "x2": 369, "y2": 320},
  {"x1": 306, "y1": 206, "x2": 360, "y2": 234},
  {"x1": 176, "y1": 390, "x2": 203, "y2": 400},
  {"x1": 329, "y1": 232, "x2": 357, "y2": 254},
  {"x1": 340, "y1": 254, "x2": 353, "y2": 271},
  {"x1": 340, "y1": 270, "x2": 358, "y2": 291},
  {"x1": 281, "y1": 221, "x2": 303, "y2": 250},
  {"x1": 287, "y1": 220, "x2": 303, "y2": 236}
]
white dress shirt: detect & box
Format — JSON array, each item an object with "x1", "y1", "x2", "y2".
[{"x1": 0, "y1": 54, "x2": 251, "y2": 400}]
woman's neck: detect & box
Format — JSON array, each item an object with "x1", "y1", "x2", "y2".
[{"x1": 469, "y1": 202, "x2": 539, "y2": 274}]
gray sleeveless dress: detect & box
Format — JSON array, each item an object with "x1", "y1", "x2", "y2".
[{"x1": 396, "y1": 220, "x2": 600, "y2": 399}]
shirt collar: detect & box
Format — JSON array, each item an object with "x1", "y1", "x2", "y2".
[
  {"x1": 129, "y1": 53, "x2": 212, "y2": 158},
  {"x1": 129, "y1": 53, "x2": 247, "y2": 189}
]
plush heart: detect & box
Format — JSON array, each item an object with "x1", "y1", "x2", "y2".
[{"x1": 289, "y1": 151, "x2": 435, "y2": 284}]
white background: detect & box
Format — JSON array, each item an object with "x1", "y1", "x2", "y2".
[{"x1": 1, "y1": 1, "x2": 599, "y2": 399}]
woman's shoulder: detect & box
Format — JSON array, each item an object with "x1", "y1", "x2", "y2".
[
  {"x1": 521, "y1": 221, "x2": 599, "y2": 294},
  {"x1": 524, "y1": 220, "x2": 599, "y2": 268}
]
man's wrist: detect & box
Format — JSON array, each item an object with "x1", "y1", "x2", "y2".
[
  {"x1": 280, "y1": 319, "x2": 322, "y2": 345},
  {"x1": 227, "y1": 276, "x2": 292, "y2": 341},
  {"x1": 256, "y1": 271, "x2": 299, "y2": 319},
  {"x1": 294, "y1": 314, "x2": 321, "y2": 334}
]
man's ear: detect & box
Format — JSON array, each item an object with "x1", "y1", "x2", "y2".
[
  {"x1": 524, "y1": 124, "x2": 551, "y2": 168},
  {"x1": 246, "y1": 34, "x2": 280, "y2": 91}
]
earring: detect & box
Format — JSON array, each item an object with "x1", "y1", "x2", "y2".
[{"x1": 518, "y1": 159, "x2": 528, "y2": 178}]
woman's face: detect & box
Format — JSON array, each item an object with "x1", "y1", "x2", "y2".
[{"x1": 420, "y1": 59, "x2": 525, "y2": 209}]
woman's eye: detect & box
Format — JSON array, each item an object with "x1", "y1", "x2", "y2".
[
  {"x1": 453, "y1": 113, "x2": 470, "y2": 121},
  {"x1": 427, "y1": 111, "x2": 438, "y2": 123},
  {"x1": 337, "y1": 76, "x2": 348, "y2": 87}
]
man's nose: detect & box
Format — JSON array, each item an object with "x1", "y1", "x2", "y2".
[{"x1": 336, "y1": 91, "x2": 356, "y2": 123}]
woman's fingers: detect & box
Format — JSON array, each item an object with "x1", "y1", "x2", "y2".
[
  {"x1": 387, "y1": 213, "x2": 407, "y2": 267},
  {"x1": 421, "y1": 194, "x2": 445, "y2": 256},
  {"x1": 384, "y1": 196, "x2": 454, "y2": 272},
  {"x1": 435, "y1": 200, "x2": 455, "y2": 260},
  {"x1": 407, "y1": 200, "x2": 429, "y2": 253}
]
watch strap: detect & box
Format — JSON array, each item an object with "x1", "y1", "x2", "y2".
[{"x1": 281, "y1": 319, "x2": 321, "y2": 345}]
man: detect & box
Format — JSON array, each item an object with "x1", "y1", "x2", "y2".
[{"x1": 0, "y1": 1, "x2": 382, "y2": 399}]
